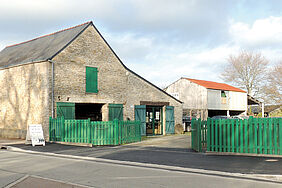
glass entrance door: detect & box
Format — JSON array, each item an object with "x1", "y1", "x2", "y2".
[{"x1": 146, "y1": 106, "x2": 162, "y2": 135}]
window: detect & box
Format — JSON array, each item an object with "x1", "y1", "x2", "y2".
[
  {"x1": 86, "y1": 66, "x2": 98, "y2": 93},
  {"x1": 221, "y1": 91, "x2": 226, "y2": 97}
]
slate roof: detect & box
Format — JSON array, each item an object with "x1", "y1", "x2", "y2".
[
  {"x1": 0, "y1": 22, "x2": 91, "y2": 69},
  {"x1": 184, "y1": 78, "x2": 246, "y2": 93}
]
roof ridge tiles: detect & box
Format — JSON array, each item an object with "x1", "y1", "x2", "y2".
[{"x1": 6, "y1": 21, "x2": 92, "y2": 48}]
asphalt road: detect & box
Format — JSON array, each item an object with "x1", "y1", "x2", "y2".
[
  {"x1": 1, "y1": 150, "x2": 281, "y2": 188},
  {"x1": 8, "y1": 134, "x2": 282, "y2": 175}
]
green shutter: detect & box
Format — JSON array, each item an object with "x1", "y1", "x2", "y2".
[
  {"x1": 86, "y1": 67, "x2": 98, "y2": 93},
  {"x1": 165, "y1": 106, "x2": 175, "y2": 134},
  {"x1": 57, "y1": 102, "x2": 75, "y2": 119},
  {"x1": 134, "y1": 105, "x2": 146, "y2": 136},
  {"x1": 109, "y1": 104, "x2": 123, "y2": 121}
]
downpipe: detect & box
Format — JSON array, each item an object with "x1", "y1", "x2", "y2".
[{"x1": 48, "y1": 59, "x2": 55, "y2": 118}]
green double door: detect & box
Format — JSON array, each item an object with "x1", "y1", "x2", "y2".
[
  {"x1": 134, "y1": 105, "x2": 175, "y2": 136},
  {"x1": 56, "y1": 102, "x2": 124, "y2": 121}
]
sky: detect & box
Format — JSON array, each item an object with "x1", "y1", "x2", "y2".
[{"x1": 1, "y1": 0, "x2": 282, "y2": 88}]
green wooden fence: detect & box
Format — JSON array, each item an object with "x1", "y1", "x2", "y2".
[
  {"x1": 49, "y1": 117, "x2": 141, "y2": 145},
  {"x1": 191, "y1": 118, "x2": 207, "y2": 152},
  {"x1": 192, "y1": 117, "x2": 282, "y2": 155}
]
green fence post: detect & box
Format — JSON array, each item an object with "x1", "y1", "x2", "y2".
[
  {"x1": 68, "y1": 119, "x2": 75, "y2": 142},
  {"x1": 245, "y1": 119, "x2": 249, "y2": 153},
  {"x1": 110, "y1": 121, "x2": 114, "y2": 145},
  {"x1": 279, "y1": 118, "x2": 282, "y2": 155},
  {"x1": 207, "y1": 118, "x2": 210, "y2": 152},
  {"x1": 254, "y1": 118, "x2": 258, "y2": 154},
  {"x1": 61, "y1": 116, "x2": 64, "y2": 142},
  {"x1": 97, "y1": 121, "x2": 100, "y2": 145},
  {"x1": 269, "y1": 118, "x2": 273, "y2": 154},
  {"x1": 240, "y1": 119, "x2": 243, "y2": 153},
  {"x1": 273, "y1": 118, "x2": 278, "y2": 155},
  {"x1": 211, "y1": 119, "x2": 214, "y2": 152},
  {"x1": 191, "y1": 118, "x2": 194, "y2": 151},
  {"x1": 139, "y1": 121, "x2": 142, "y2": 142},
  {"x1": 114, "y1": 119, "x2": 119, "y2": 145},
  {"x1": 55, "y1": 118, "x2": 57, "y2": 141},
  {"x1": 222, "y1": 119, "x2": 226, "y2": 152},
  {"x1": 249, "y1": 117, "x2": 253, "y2": 153},
  {"x1": 87, "y1": 118, "x2": 91, "y2": 144},
  {"x1": 72, "y1": 120, "x2": 75, "y2": 143},
  {"x1": 93, "y1": 122, "x2": 97, "y2": 145},
  {"x1": 264, "y1": 118, "x2": 268, "y2": 154},
  {"x1": 227, "y1": 119, "x2": 231, "y2": 152},
  {"x1": 49, "y1": 117, "x2": 52, "y2": 141},
  {"x1": 214, "y1": 120, "x2": 218, "y2": 152},
  {"x1": 218, "y1": 119, "x2": 222, "y2": 152},
  {"x1": 235, "y1": 119, "x2": 239, "y2": 153},
  {"x1": 258, "y1": 118, "x2": 263, "y2": 154},
  {"x1": 106, "y1": 121, "x2": 109, "y2": 145},
  {"x1": 231, "y1": 119, "x2": 235, "y2": 153},
  {"x1": 198, "y1": 119, "x2": 202, "y2": 152},
  {"x1": 64, "y1": 118, "x2": 67, "y2": 142}
]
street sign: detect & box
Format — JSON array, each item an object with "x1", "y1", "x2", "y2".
[{"x1": 25, "y1": 124, "x2": 45, "y2": 147}]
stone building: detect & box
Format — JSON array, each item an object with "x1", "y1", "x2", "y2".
[
  {"x1": 164, "y1": 78, "x2": 247, "y2": 119},
  {"x1": 0, "y1": 21, "x2": 182, "y2": 139}
]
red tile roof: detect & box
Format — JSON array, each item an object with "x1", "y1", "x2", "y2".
[{"x1": 184, "y1": 78, "x2": 246, "y2": 93}]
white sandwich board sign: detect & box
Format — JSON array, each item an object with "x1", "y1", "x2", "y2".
[{"x1": 25, "y1": 124, "x2": 45, "y2": 146}]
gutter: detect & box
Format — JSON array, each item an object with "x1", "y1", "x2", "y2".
[
  {"x1": 0, "y1": 60, "x2": 46, "y2": 70},
  {"x1": 48, "y1": 59, "x2": 55, "y2": 118}
]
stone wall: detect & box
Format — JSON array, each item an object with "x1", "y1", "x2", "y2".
[
  {"x1": 0, "y1": 62, "x2": 50, "y2": 139},
  {"x1": 0, "y1": 24, "x2": 183, "y2": 139},
  {"x1": 52, "y1": 25, "x2": 182, "y2": 131}
]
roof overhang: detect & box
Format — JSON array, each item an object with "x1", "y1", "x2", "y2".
[{"x1": 248, "y1": 95, "x2": 262, "y2": 105}]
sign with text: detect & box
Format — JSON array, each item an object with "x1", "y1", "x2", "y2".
[
  {"x1": 169, "y1": 92, "x2": 179, "y2": 100},
  {"x1": 25, "y1": 124, "x2": 45, "y2": 147}
]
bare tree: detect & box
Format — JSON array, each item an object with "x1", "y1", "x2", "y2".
[
  {"x1": 221, "y1": 51, "x2": 269, "y2": 97},
  {"x1": 262, "y1": 62, "x2": 282, "y2": 104}
]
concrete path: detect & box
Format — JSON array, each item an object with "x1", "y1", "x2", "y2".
[
  {"x1": 0, "y1": 139, "x2": 25, "y2": 147},
  {"x1": 132, "y1": 134, "x2": 191, "y2": 148}
]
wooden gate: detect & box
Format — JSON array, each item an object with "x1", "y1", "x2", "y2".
[{"x1": 191, "y1": 118, "x2": 207, "y2": 152}]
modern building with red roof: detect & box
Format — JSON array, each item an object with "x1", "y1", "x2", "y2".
[{"x1": 164, "y1": 77, "x2": 247, "y2": 119}]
